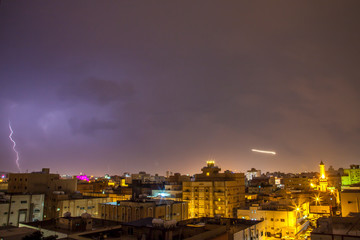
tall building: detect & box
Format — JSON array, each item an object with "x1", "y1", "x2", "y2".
[{"x1": 182, "y1": 161, "x2": 245, "y2": 218}]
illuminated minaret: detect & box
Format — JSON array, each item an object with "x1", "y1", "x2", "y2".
[
  {"x1": 319, "y1": 161, "x2": 326, "y2": 179},
  {"x1": 319, "y1": 161, "x2": 328, "y2": 191}
]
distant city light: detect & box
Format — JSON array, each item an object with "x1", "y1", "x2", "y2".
[
  {"x1": 159, "y1": 192, "x2": 170, "y2": 197},
  {"x1": 76, "y1": 175, "x2": 89, "y2": 181},
  {"x1": 251, "y1": 149, "x2": 276, "y2": 155}
]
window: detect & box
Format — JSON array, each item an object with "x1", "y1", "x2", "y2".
[
  {"x1": 21, "y1": 200, "x2": 27, "y2": 204},
  {"x1": 281, "y1": 219, "x2": 285, "y2": 222},
  {"x1": 148, "y1": 208, "x2": 153, "y2": 217},
  {"x1": 271, "y1": 218, "x2": 274, "y2": 221}
]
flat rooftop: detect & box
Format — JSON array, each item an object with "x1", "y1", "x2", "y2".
[
  {"x1": 102, "y1": 198, "x2": 184, "y2": 206},
  {"x1": 0, "y1": 227, "x2": 37, "y2": 238},
  {"x1": 22, "y1": 217, "x2": 120, "y2": 235}
]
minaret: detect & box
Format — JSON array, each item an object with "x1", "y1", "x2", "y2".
[
  {"x1": 319, "y1": 161, "x2": 326, "y2": 179},
  {"x1": 319, "y1": 161, "x2": 328, "y2": 192}
]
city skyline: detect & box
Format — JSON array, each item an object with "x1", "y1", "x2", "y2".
[{"x1": 1, "y1": 1, "x2": 360, "y2": 175}]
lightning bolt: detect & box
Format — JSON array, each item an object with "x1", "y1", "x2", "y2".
[{"x1": 9, "y1": 121, "x2": 21, "y2": 172}]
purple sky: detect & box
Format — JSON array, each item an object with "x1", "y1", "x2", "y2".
[{"x1": 1, "y1": 1, "x2": 360, "y2": 176}]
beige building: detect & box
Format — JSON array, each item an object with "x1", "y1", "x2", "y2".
[
  {"x1": 0, "y1": 193, "x2": 45, "y2": 227},
  {"x1": 341, "y1": 190, "x2": 360, "y2": 217},
  {"x1": 237, "y1": 201, "x2": 309, "y2": 238},
  {"x1": 182, "y1": 161, "x2": 245, "y2": 218},
  {"x1": 282, "y1": 176, "x2": 311, "y2": 191},
  {"x1": 100, "y1": 199, "x2": 188, "y2": 222},
  {"x1": 44, "y1": 192, "x2": 111, "y2": 219},
  {"x1": 8, "y1": 168, "x2": 77, "y2": 194}
]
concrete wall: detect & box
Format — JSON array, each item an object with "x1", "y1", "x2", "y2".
[
  {"x1": 58, "y1": 197, "x2": 111, "y2": 218},
  {"x1": 341, "y1": 191, "x2": 360, "y2": 217}
]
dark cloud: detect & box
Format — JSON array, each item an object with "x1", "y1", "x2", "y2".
[
  {"x1": 58, "y1": 78, "x2": 134, "y2": 105},
  {"x1": 68, "y1": 117, "x2": 118, "y2": 135}
]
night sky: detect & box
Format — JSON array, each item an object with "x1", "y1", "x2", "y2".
[{"x1": 1, "y1": 1, "x2": 360, "y2": 176}]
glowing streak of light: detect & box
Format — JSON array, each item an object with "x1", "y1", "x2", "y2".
[
  {"x1": 251, "y1": 149, "x2": 276, "y2": 155},
  {"x1": 9, "y1": 121, "x2": 20, "y2": 172}
]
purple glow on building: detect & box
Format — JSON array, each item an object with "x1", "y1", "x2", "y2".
[{"x1": 76, "y1": 175, "x2": 89, "y2": 181}]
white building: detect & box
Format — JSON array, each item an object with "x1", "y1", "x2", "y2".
[
  {"x1": 237, "y1": 201, "x2": 309, "y2": 238},
  {"x1": 0, "y1": 193, "x2": 45, "y2": 226},
  {"x1": 245, "y1": 168, "x2": 261, "y2": 181}
]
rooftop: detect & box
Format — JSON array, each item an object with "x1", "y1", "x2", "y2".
[
  {"x1": 312, "y1": 215, "x2": 360, "y2": 236},
  {"x1": 102, "y1": 198, "x2": 184, "y2": 206},
  {"x1": 22, "y1": 217, "x2": 120, "y2": 235}
]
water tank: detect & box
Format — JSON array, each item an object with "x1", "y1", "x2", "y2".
[
  {"x1": 81, "y1": 213, "x2": 91, "y2": 219},
  {"x1": 63, "y1": 212, "x2": 71, "y2": 218}
]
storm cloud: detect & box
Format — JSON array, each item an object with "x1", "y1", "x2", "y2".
[{"x1": 1, "y1": 0, "x2": 360, "y2": 175}]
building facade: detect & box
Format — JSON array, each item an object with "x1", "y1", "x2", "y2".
[
  {"x1": 340, "y1": 190, "x2": 360, "y2": 217},
  {"x1": 44, "y1": 192, "x2": 111, "y2": 219},
  {"x1": 237, "y1": 201, "x2": 309, "y2": 238},
  {"x1": 8, "y1": 168, "x2": 77, "y2": 194},
  {"x1": 342, "y1": 165, "x2": 360, "y2": 187},
  {"x1": 0, "y1": 193, "x2": 45, "y2": 226},
  {"x1": 100, "y1": 199, "x2": 188, "y2": 222},
  {"x1": 182, "y1": 161, "x2": 245, "y2": 218}
]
